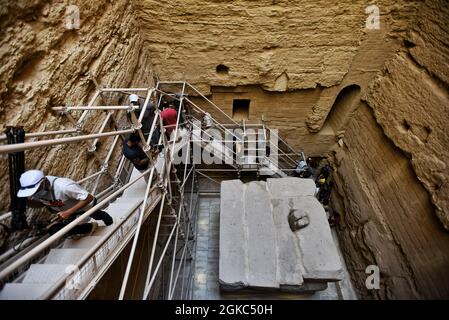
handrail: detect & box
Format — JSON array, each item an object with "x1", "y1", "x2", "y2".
[
  {"x1": 0, "y1": 169, "x2": 149, "y2": 283},
  {"x1": 52, "y1": 106, "x2": 135, "y2": 111},
  {"x1": 158, "y1": 81, "x2": 239, "y2": 126},
  {"x1": 0, "y1": 211, "x2": 12, "y2": 223},
  {"x1": 41, "y1": 188, "x2": 161, "y2": 300},
  {"x1": 0, "y1": 129, "x2": 79, "y2": 142},
  {"x1": 0, "y1": 82, "x2": 302, "y2": 300},
  {"x1": 0, "y1": 129, "x2": 133, "y2": 154}
]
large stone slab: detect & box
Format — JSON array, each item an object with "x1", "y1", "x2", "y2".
[{"x1": 219, "y1": 178, "x2": 343, "y2": 293}]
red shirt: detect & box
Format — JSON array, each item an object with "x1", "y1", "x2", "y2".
[{"x1": 160, "y1": 108, "x2": 178, "y2": 134}]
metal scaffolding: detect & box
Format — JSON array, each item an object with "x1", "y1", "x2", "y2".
[{"x1": 0, "y1": 81, "x2": 301, "y2": 300}]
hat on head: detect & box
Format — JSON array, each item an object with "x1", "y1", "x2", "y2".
[
  {"x1": 17, "y1": 170, "x2": 45, "y2": 198},
  {"x1": 129, "y1": 94, "x2": 139, "y2": 103}
]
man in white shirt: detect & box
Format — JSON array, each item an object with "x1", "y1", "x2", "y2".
[{"x1": 17, "y1": 170, "x2": 113, "y2": 236}]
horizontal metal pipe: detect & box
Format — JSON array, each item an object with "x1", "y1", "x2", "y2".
[
  {"x1": 0, "y1": 211, "x2": 12, "y2": 222},
  {"x1": 42, "y1": 192, "x2": 162, "y2": 300},
  {"x1": 100, "y1": 88, "x2": 150, "y2": 92},
  {"x1": 0, "y1": 129, "x2": 78, "y2": 142},
  {"x1": 77, "y1": 170, "x2": 104, "y2": 184},
  {"x1": 0, "y1": 169, "x2": 149, "y2": 283},
  {"x1": 0, "y1": 129, "x2": 133, "y2": 154},
  {"x1": 221, "y1": 124, "x2": 263, "y2": 127},
  {"x1": 52, "y1": 106, "x2": 133, "y2": 111}
]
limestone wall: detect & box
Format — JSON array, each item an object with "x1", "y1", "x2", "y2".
[
  {"x1": 0, "y1": 0, "x2": 153, "y2": 212},
  {"x1": 136, "y1": 0, "x2": 449, "y2": 299},
  {"x1": 135, "y1": 0, "x2": 414, "y2": 93},
  {"x1": 331, "y1": 0, "x2": 449, "y2": 298},
  {"x1": 1, "y1": 0, "x2": 448, "y2": 300},
  {"x1": 332, "y1": 103, "x2": 449, "y2": 299}
]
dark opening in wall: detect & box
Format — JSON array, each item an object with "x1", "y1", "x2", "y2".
[
  {"x1": 321, "y1": 84, "x2": 361, "y2": 135},
  {"x1": 402, "y1": 119, "x2": 411, "y2": 131},
  {"x1": 404, "y1": 39, "x2": 416, "y2": 48},
  {"x1": 233, "y1": 99, "x2": 250, "y2": 120},
  {"x1": 216, "y1": 64, "x2": 229, "y2": 74}
]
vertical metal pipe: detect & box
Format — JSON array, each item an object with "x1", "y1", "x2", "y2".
[{"x1": 77, "y1": 90, "x2": 100, "y2": 126}]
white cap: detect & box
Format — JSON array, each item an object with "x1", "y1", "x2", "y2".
[
  {"x1": 17, "y1": 170, "x2": 45, "y2": 198},
  {"x1": 129, "y1": 94, "x2": 139, "y2": 103}
]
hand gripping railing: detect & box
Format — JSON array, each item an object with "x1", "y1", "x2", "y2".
[{"x1": 0, "y1": 169, "x2": 149, "y2": 285}]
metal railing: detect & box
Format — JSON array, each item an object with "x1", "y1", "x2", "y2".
[{"x1": 0, "y1": 81, "x2": 301, "y2": 300}]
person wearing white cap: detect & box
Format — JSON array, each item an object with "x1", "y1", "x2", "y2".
[
  {"x1": 129, "y1": 94, "x2": 139, "y2": 104},
  {"x1": 128, "y1": 94, "x2": 155, "y2": 141},
  {"x1": 18, "y1": 170, "x2": 113, "y2": 237}
]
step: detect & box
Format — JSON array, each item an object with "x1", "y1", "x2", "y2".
[
  {"x1": 113, "y1": 196, "x2": 143, "y2": 206},
  {"x1": 0, "y1": 283, "x2": 53, "y2": 300},
  {"x1": 62, "y1": 236, "x2": 103, "y2": 249},
  {"x1": 122, "y1": 169, "x2": 147, "y2": 196},
  {"x1": 44, "y1": 248, "x2": 88, "y2": 264},
  {"x1": 22, "y1": 264, "x2": 72, "y2": 284},
  {"x1": 106, "y1": 203, "x2": 140, "y2": 220}
]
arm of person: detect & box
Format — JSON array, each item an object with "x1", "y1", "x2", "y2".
[
  {"x1": 58, "y1": 194, "x2": 94, "y2": 220},
  {"x1": 138, "y1": 158, "x2": 149, "y2": 166},
  {"x1": 27, "y1": 199, "x2": 45, "y2": 208},
  {"x1": 132, "y1": 157, "x2": 149, "y2": 167}
]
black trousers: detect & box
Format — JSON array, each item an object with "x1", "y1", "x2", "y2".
[{"x1": 48, "y1": 210, "x2": 111, "y2": 236}]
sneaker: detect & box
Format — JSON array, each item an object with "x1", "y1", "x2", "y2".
[
  {"x1": 91, "y1": 210, "x2": 113, "y2": 226},
  {"x1": 88, "y1": 222, "x2": 98, "y2": 236}
]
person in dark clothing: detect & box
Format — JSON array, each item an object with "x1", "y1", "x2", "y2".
[
  {"x1": 328, "y1": 209, "x2": 340, "y2": 228},
  {"x1": 319, "y1": 165, "x2": 332, "y2": 180},
  {"x1": 123, "y1": 133, "x2": 150, "y2": 172},
  {"x1": 159, "y1": 99, "x2": 169, "y2": 111},
  {"x1": 318, "y1": 181, "x2": 333, "y2": 205}
]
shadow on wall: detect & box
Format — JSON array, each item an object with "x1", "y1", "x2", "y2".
[
  {"x1": 332, "y1": 102, "x2": 449, "y2": 299},
  {"x1": 320, "y1": 85, "x2": 361, "y2": 136}
]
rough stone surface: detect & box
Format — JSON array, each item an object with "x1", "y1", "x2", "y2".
[
  {"x1": 0, "y1": 0, "x2": 153, "y2": 213},
  {"x1": 328, "y1": 1, "x2": 449, "y2": 299},
  {"x1": 219, "y1": 178, "x2": 343, "y2": 292},
  {"x1": 1, "y1": 0, "x2": 449, "y2": 300},
  {"x1": 136, "y1": 0, "x2": 414, "y2": 94},
  {"x1": 139, "y1": 0, "x2": 449, "y2": 299}
]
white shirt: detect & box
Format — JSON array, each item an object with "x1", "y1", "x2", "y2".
[
  {"x1": 204, "y1": 112, "x2": 213, "y2": 128},
  {"x1": 295, "y1": 160, "x2": 307, "y2": 174},
  {"x1": 32, "y1": 176, "x2": 91, "y2": 212}
]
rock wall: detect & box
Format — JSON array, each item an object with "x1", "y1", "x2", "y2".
[
  {"x1": 1, "y1": 0, "x2": 448, "y2": 300},
  {"x1": 331, "y1": 0, "x2": 449, "y2": 299},
  {"x1": 138, "y1": 0, "x2": 417, "y2": 155},
  {"x1": 0, "y1": 0, "x2": 153, "y2": 212},
  {"x1": 332, "y1": 103, "x2": 449, "y2": 299},
  {"x1": 135, "y1": 0, "x2": 414, "y2": 93},
  {"x1": 136, "y1": 0, "x2": 449, "y2": 299}
]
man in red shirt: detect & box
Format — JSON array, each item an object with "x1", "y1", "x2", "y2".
[{"x1": 160, "y1": 104, "x2": 178, "y2": 140}]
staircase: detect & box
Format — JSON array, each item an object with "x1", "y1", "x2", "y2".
[{"x1": 0, "y1": 81, "x2": 301, "y2": 300}]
